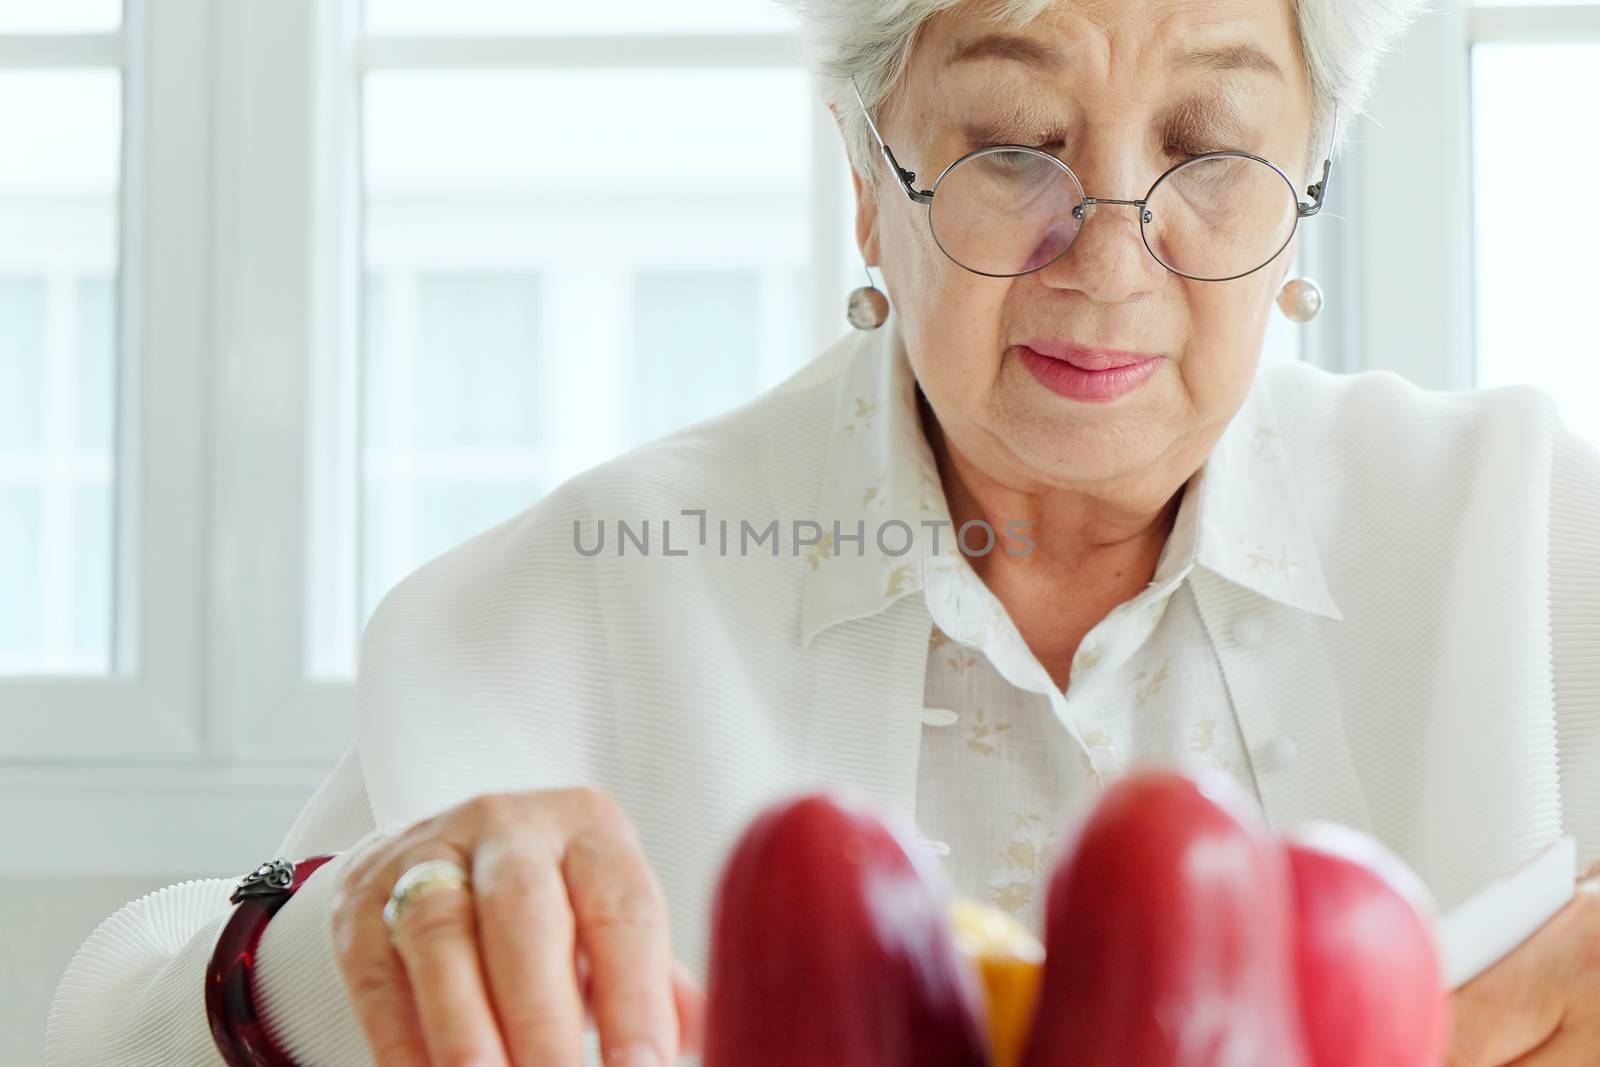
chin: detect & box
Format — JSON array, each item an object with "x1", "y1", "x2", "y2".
[{"x1": 1011, "y1": 420, "x2": 1167, "y2": 485}]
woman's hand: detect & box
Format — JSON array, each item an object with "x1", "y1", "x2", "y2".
[
  {"x1": 1447, "y1": 874, "x2": 1600, "y2": 1065},
  {"x1": 330, "y1": 787, "x2": 704, "y2": 1067}
]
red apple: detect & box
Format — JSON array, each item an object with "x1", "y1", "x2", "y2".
[
  {"x1": 1019, "y1": 770, "x2": 1311, "y2": 1067},
  {"x1": 702, "y1": 791, "x2": 990, "y2": 1067},
  {"x1": 1284, "y1": 822, "x2": 1452, "y2": 1067}
]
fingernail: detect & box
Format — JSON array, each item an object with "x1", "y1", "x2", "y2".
[{"x1": 610, "y1": 1043, "x2": 664, "y2": 1067}]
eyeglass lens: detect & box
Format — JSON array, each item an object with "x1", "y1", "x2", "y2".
[{"x1": 927, "y1": 149, "x2": 1301, "y2": 280}]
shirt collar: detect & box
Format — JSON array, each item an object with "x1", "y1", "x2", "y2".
[{"x1": 798, "y1": 319, "x2": 1341, "y2": 648}]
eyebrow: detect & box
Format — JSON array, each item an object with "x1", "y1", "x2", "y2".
[
  {"x1": 956, "y1": 92, "x2": 1253, "y2": 150},
  {"x1": 944, "y1": 32, "x2": 1284, "y2": 81},
  {"x1": 1177, "y1": 42, "x2": 1284, "y2": 80},
  {"x1": 944, "y1": 33, "x2": 1063, "y2": 71}
]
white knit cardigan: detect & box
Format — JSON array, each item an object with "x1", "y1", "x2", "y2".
[{"x1": 47, "y1": 321, "x2": 1600, "y2": 1066}]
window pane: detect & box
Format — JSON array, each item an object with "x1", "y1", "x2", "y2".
[
  {"x1": 75, "y1": 276, "x2": 115, "y2": 454},
  {"x1": 359, "y1": 68, "x2": 817, "y2": 622},
  {"x1": 360, "y1": 479, "x2": 392, "y2": 626},
  {"x1": 0, "y1": 487, "x2": 43, "y2": 668},
  {"x1": 0, "y1": 0, "x2": 120, "y2": 32},
  {"x1": 415, "y1": 477, "x2": 543, "y2": 562},
  {"x1": 366, "y1": 0, "x2": 795, "y2": 35},
  {"x1": 1471, "y1": 43, "x2": 1600, "y2": 444},
  {"x1": 632, "y1": 269, "x2": 761, "y2": 442},
  {"x1": 0, "y1": 70, "x2": 120, "y2": 675},
  {"x1": 72, "y1": 482, "x2": 112, "y2": 662},
  {"x1": 364, "y1": 69, "x2": 808, "y2": 198},
  {"x1": 0, "y1": 279, "x2": 47, "y2": 450},
  {"x1": 416, "y1": 272, "x2": 543, "y2": 450}
]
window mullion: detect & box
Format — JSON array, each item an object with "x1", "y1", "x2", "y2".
[
  {"x1": 1344, "y1": 6, "x2": 1475, "y2": 389},
  {"x1": 304, "y1": 0, "x2": 364, "y2": 682},
  {"x1": 127, "y1": 0, "x2": 213, "y2": 750},
  {"x1": 207, "y1": 0, "x2": 355, "y2": 761}
]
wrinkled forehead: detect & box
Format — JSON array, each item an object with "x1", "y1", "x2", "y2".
[{"x1": 904, "y1": 0, "x2": 1305, "y2": 101}]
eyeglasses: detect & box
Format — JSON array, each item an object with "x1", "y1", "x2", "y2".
[{"x1": 850, "y1": 78, "x2": 1338, "y2": 282}]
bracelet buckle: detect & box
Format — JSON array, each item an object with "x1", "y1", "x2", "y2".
[{"x1": 230, "y1": 859, "x2": 296, "y2": 905}]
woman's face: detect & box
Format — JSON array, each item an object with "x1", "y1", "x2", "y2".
[{"x1": 854, "y1": 0, "x2": 1315, "y2": 497}]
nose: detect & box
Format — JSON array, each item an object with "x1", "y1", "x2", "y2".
[{"x1": 1034, "y1": 167, "x2": 1165, "y2": 302}]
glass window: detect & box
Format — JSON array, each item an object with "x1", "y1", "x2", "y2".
[
  {"x1": 631, "y1": 268, "x2": 762, "y2": 442},
  {"x1": 0, "y1": 70, "x2": 121, "y2": 675},
  {"x1": 0, "y1": 487, "x2": 43, "y2": 669},
  {"x1": 366, "y1": 0, "x2": 796, "y2": 36},
  {"x1": 415, "y1": 477, "x2": 543, "y2": 562},
  {"x1": 0, "y1": 0, "x2": 120, "y2": 33},
  {"x1": 360, "y1": 269, "x2": 547, "y2": 618},
  {"x1": 0, "y1": 279, "x2": 48, "y2": 451},
  {"x1": 415, "y1": 272, "x2": 543, "y2": 450},
  {"x1": 71, "y1": 482, "x2": 112, "y2": 663},
  {"x1": 359, "y1": 67, "x2": 817, "y2": 620},
  {"x1": 73, "y1": 277, "x2": 116, "y2": 454},
  {"x1": 1471, "y1": 42, "x2": 1600, "y2": 444},
  {"x1": 363, "y1": 69, "x2": 809, "y2": 199}
]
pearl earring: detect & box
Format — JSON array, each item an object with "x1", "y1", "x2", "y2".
[
  {"x1": 1276, "y1": 277, "x2": 1324, "y2": 323},
  {"x1": 846, "y1": 263, "x2": 889, "y2": 331}
]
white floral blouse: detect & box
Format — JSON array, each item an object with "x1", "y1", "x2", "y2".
[
  {"x1": 916, "y1": 557, "x2": 1262, "y2": 934},
  {"x1": 824, "y1": 329, "x2": 1348, "y2": 934}
]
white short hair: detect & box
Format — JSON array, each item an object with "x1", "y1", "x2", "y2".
[{"x1": 777, "y1": 0, "x2": 1430, "y2": 186}]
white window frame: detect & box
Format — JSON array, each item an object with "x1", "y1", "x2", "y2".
[
  {"x1": 0, "y1": 0, "x2": 344, "y2": 878},
  {"x1": 1336, "y1": 1, "x2": 1600, "y2": 390},
  {"x1": 0, "y1": 4, "x2": 209, "y2": 765}
]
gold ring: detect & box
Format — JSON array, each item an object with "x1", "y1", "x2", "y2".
[{"x1": 383, "y1": 859, "x2": 470, "y2": 937}]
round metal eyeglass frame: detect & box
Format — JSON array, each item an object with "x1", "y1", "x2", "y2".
[{"x1": 849, "y1": 77, "x2": 1339, "y2": 283}]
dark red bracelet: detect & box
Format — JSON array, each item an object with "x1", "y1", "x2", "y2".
[{"x1": 205, "y1": 855, "x2": 335, "y2": 1067}]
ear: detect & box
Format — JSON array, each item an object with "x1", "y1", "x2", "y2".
[{"x1": 828, "y1": 101, "x2": 882, "y2": 268}]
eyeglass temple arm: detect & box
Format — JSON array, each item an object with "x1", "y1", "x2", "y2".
[
  {"x1": 850, "y1": 78, "x2": 935, "y2": 206},
  {"x1": 1298, "y1": 107, "x2": 1341, "y2": 218}
]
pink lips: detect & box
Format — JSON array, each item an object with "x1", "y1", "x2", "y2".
[
  {"x1": 1020, "y1": 338, "x2": 1159, "y2": 370},
  {"x1": 1016, "y1": 339, "x2": 1163, "y2": 402}
]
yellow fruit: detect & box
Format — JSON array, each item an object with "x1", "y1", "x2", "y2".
[{"x1": 948, "y1": 897, "x2": 1045, "y2": 1067}]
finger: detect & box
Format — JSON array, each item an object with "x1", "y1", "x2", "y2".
[
  {"x1": 333, "y1": 903, "x2": 430, "y2": 1067},
  {"x1": 571, "y1": 949, "x2": 708, "y2": 1050},
  {"x1": 332, "y1": 853, "x2": 431, "y2": 1067},
  {"x1": 671, "y1": 960, "x2": 707, "y2": 1056},
  {"x1": 388, "y1": 852, "x2": 510, "y2": 1067},
  {"x1": 473, "y1": 836, "x2": 586, "y2": 1067},
  {"x1": 562, "y1": 802, "x2": 677, "y2": 1067},
  {"x1": 1505, "y1": 1026, "x2": 1595, "y2": 1066},
  {"x1": 1449, "y1": 968, "x2": 1563, "y2": 1067}
]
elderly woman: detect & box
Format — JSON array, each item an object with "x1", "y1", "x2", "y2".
[{"x1": 47, "y1": 0, "x2": 1600, "y2": 1065}]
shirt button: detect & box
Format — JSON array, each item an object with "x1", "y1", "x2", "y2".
[
  {"x1": 1232, "y1": 612, "x2": 1268, "y2": 648},
  {"x1": 920, "y1": 707, "x2": 959, "y2": 727},
  {"x1": 1257, "y1": 735, "x2": 1299, "y2": 773},
  {"x1": 922, "y1": 839, "x2": 952, "y2": 856}
]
